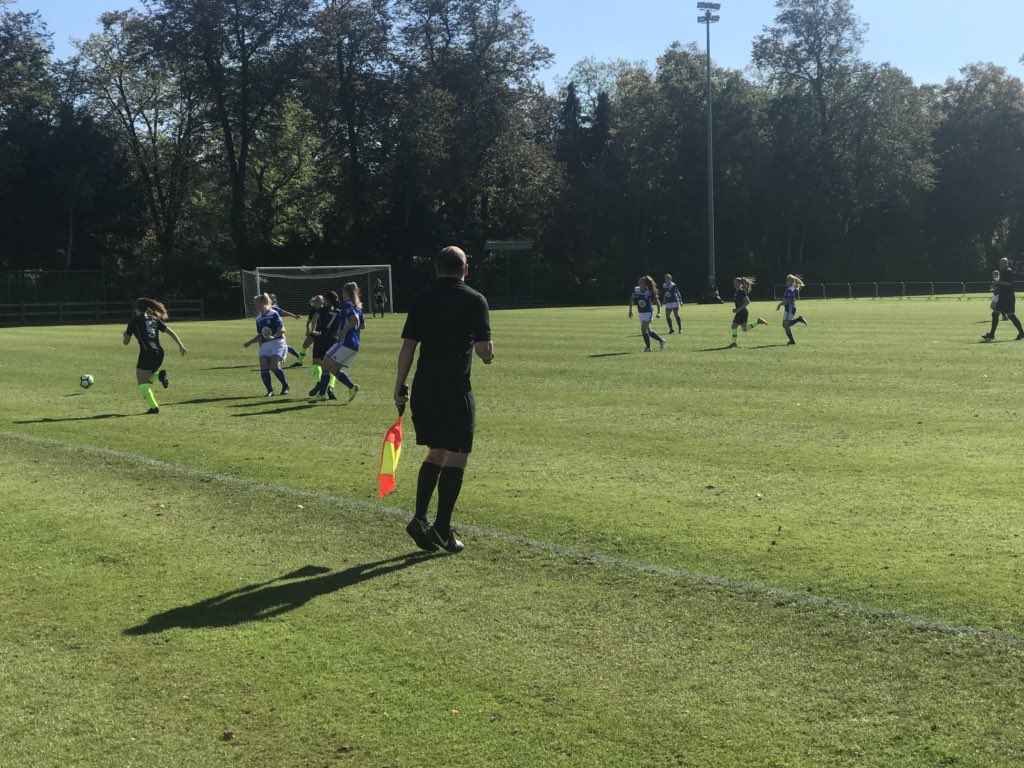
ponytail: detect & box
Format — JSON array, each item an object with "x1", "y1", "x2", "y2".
[
  {"x1": 135, "y1": 298, "x2": 168, "y2": 321},
  {"x1": 641, "y1": 275, "x2": 659, "y2": 298},
  {"x1": 787, "y1": 274, "x2": 805, "y2": 290},
  {"x1": 343, "y1": 282, "x2": 363, "y2": 309},
  {"x1": 254, "y1": 292, "x2": 273, "y2": 312},
  {"x1": 738, "y1": 277, "x2": 756, "y2": 293}
]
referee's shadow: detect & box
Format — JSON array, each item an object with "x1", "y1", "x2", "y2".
[{"x1": 123, "y1": 555, "x2": 441, "y2": 634}]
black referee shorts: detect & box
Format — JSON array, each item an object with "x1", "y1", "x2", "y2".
[
  {"x1": 997, "y1": 294, "x2": 1017, "y2": 315},
  {"x1": 411, "y1": 387, "x2": 476, "y2": 454},
  {"x1": 136, "y1": 349, "x2": 165, "y2": 372}
]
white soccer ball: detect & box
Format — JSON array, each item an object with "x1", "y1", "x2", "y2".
[{"x1": 80, "y1": 374, "x2": 94, "y2": 389}]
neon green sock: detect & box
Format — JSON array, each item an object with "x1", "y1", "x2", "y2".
[
  {"x1": 139, "y1": 383, "x2": 159, "y2": 409},
  {"x1": 328, "y1": 374, "x2": 338, "y2": 390},
  {"x1": 312, "y1": 364, "x2": 322, "y2": 383},
  {"x1": 731, "y1": 327, "x2": 738, "y2": 343},
  {"x1": 747, "y1": 321, "x2": 758, "y2": 330},
  {"x1": 297, "y1": 348, "x2": 307, "y2": 362}
]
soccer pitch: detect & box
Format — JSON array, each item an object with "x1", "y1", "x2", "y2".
[{"x1": 1, "y1": 300, "x2": 1022, "y2": 767}]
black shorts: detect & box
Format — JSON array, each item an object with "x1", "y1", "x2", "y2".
[
  {"x1": 411, "y1": 387, "x2": 476, "y2": 454},
  {"x1": 997, "y1": 294, "x2": 1016, "y2": 314},
  {"x1": 312, "y1": 337, "x2": 333, "y2": 359},
  {"x1": 136, "y1": 348, "x2": 165, "y2": 372},
  {"x1": 734, "y1": 308, "x2": 749, "y2": 326}
]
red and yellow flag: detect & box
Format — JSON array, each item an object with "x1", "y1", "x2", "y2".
[{"x1": 377, "y1": 415, "x2": 403, "y2": 498}]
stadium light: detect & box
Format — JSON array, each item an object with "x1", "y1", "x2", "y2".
[{"x1": 697, "y1": 2, "x2": 723, "y2": 303}]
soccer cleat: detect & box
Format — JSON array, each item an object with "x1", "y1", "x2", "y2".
[
  {"x1": 756, "y1": 317, "x2": 768, "y2": 326},
  {"x1": 291, "y1": 361, "x2": 303, "y2": 367},
  {"x1": 796, "y1": 317, "x2": 807, "y2": 325},
  {"x1": 659, "y1": 339, "x2": 666, "y2": 350},
  {"x1": 788, "y1": 340, "x2": 796, "y2": 345},
  {"x1": 406, "y1": 518, "x2": 439, "y2": 552},
  {"x1": 641, "y1": 347, "x2": 652, "y2": 352},
  {"x1": 280, "y1": 386, "x2": 290, "y2": 396},
  {"x1": 158, "y1": 369, "x2": 169, "y2": 389},
  {"x1": 310, "y1": 393, "x2": 328, "y2": 402},
  {"x1": 264, "y1": 390, "x2": 275, "y2": 397},
  {"x1": 727, "y1": 342, "x2": 737, "y2": 348},
  {"x1": 668, "y1": 329, "x2": 675, "y2": 334},
  {"x1": 146, "y1": 407, "x2": 160, "y2": 414},
  {"x1": 981, "y1": 333, "x2": 994, "y2": 341},
  {"x1": 308, "y1": 385, "x2": 319, "y2": 397},
  {"x1": 327, "y1": 388, "x2": 337, "y2": 401},
  {"x1": 1017, "y1": 333, "x2": 1024, "y2": 341},
  {"x1": 347, "y1": 383, "x2": 360, "y2": 403},
  {"x1": 428, "y1": 527, "x2": 465, "y2": 554}
]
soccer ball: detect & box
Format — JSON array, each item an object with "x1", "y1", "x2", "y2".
[{"x1": 80, "y1": 374, "x2": 94, "y2": 389}]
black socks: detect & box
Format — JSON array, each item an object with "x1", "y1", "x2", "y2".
[
  {"x1": 414, "y1": 462, "x2": 442, "y2": 521},
  {"x1": 433, "y1": 467, "x2": 465, "y2": 538}
]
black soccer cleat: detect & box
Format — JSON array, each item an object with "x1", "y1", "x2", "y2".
[
  {"x1": 406, "y1": 518, "x2": 439, "y2": 552},
  {"x1": 981, "y1": 333, "x2": 994, "y2": 341},
  {"x1": 146, "y1": 407, "x2": 160, "y2": 414},
  {"x1": 1017, "y1": 333, "x2": 1024, "y2": 341},
  {"x1": 787, "y1": 340, "x2": 796, "y2": 345},
  {"x1": 308, "y1": 385, "x2": 319, "y2": 397},
  {"x1": 428, "y1": 526, "x2": 465, "y2": 554},
  {"x1": 158, "y1": 369, "x2": 169, "y2": 389},
  {"x1": 280, "y1": 386, "x2": 290, "y2": 396},
  {"x1": 327, "y1": 388, "x2": 337, "y2": 401}
]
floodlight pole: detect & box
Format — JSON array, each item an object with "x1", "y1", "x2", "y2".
[{"x1": 698, "y1": 3, "x2": 723, "y2": 303}]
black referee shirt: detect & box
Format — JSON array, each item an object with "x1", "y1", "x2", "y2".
[{"x1": 402, "y1": 277, "x2": 490, "y2": 393}]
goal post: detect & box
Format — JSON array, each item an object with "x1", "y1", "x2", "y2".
[{"x1": 241, "y1": 265, "x2": 393, "y2": 318}]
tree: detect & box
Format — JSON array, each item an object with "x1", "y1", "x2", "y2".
[{"x1": 148, "y1": 0, "x2": 314, "y2": 265}]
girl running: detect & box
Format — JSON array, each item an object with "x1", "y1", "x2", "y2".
[
  {"x1": 122, "y1": 298, "x2": 188, "y2": 414},
  {"x1": 308, "y1": 291, "x2": 340, "y2": 400},
  {"x1": 662, "y1": 274, "x2": 682, "y2": 334},
  {"x1": 775, "y1": 274, "x2": 807, "y2": 345},
  {"x1": 728, "y1": 277, "x2": 768, "y2": 347},
  {"x1": 628, "y1": 276, "x2": 666, "y2": 352},
  {"x1": 312, "y1": 282, "x2": 363, "y2": 403},
  {"x1": 243, "y1": 293, "x2": 291, "y2": 396}
]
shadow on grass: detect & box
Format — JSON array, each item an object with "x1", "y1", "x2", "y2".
[
  {"x1": 698, "y1": 345, "x2": 735, "y2": 352},
  {"x1": 62, "y1": 393, "x2": 85, "y2": 398},
  {"x1": 123, "y1": 555, "x2": 440, "y2": 634},
  {"x1": 203, "y1": 365, "x2": 260, "y2": 371},
  {"x1": 588, "y1": 352, "x2": 631, "y2": 359},
  {"x1": 171, "y1": 396, "x2": 260, "y2": 405},
  {"x1": 231, "y1": 403, "x2": 321, "y2": 416},
  {"x1": 749, "y1": 343, "x2": 791, "y2": 350},
  {"x1": 13, "y1": 412, "x2": 146, "y2": 424}
]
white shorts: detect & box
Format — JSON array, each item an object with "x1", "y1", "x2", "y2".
[
  {"x1": 325, "y1": 343, "x2": 358, "y2": 368},
  {"x1": 664, "y1": 302, "x2": 679, "y2": 310},
  {"x1": 638, "y1": 312, "x2": 653, "y2": 323},
  {"x1": 259, "y1": 339, "x2": 288, "y2": 360}
]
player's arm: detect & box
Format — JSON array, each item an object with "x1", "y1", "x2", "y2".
[
  {"x1": 122, "y1": 333, "x2": 132, "y2": 345},
  {"x1": 269, "y1": 322, "x2": 285, "y2": 340},
  {"x1": 308, "y1": 312, "x2": 321, "y2": 336},
  {"x1": 163, "y1": 326, "x2": 189, "y2": 356},
  {"x1": 628, "y1": 291, "x2": 635, "y2": 317},
  {"x1": 475, "y1": 340, "x2": 494, "y2": 364},
  {"x1": 394, "y1": 338, "x2": 418, "y2": 407},
  {"x1": 243, "y1": 334, "x2": 261, "y2": 347},
  {"x1": 339, "y1": 315, "x2": 359, "y2": 337},
  {"x1": 278, "y1": 308, "x2": 301, "y2": 319}
]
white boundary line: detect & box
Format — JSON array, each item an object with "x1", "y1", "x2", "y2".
[{"x1": 3, "y1": 429, "x2": 1022, "y2": 647}]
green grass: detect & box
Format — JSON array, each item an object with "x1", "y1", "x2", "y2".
[{"x1": 1, "y1": 299, "x2": 1023, "y2": 767}]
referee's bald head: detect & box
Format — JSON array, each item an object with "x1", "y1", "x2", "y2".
[{"x1": 435, "y1": 246, "x2": 468, "y2": 277}]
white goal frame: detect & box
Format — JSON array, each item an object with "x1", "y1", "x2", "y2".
[{"x1": 241, "y1": 265, "x2": 394, "y2": 317}]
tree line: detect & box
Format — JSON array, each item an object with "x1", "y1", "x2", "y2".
[{"x1": 2, "y1": 0, "x2": 1024, "y2": 308}]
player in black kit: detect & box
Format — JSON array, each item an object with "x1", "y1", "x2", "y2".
[{"x1": 122, "y1": 298, "x2": 188, "y2": 413}]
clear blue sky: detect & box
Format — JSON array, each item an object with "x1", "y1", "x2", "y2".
[{"x1": 17, "y1": 0, "x2": 1024, "y2": 87}]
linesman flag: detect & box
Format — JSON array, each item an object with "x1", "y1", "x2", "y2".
[{"x1": 378, "y1": 385, "x2": 408, "y2": 498}]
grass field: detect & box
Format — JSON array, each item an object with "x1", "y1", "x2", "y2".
[{"x1": 1, "y1": 299, "x2": 1023, "y2": 767}]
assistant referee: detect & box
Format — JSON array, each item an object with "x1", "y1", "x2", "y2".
[{"x1": 395, "y1": 246, "x2": 494, "y2": 554}]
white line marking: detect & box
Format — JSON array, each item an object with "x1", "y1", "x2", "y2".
[{"x1": 3, "y1": 428, "x2": 1021, "y2": 646}]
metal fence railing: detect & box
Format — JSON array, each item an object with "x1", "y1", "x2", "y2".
[
  {"x1": 0, "y1": 299, "x2": 205, "y2": 325},
  {"x1": 772, "y1": 282, "x2": 993, "y2": 301}
]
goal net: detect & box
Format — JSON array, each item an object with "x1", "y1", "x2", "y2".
[{"x1": 241, "y1": 265, "x2": 393, "y2": 318}]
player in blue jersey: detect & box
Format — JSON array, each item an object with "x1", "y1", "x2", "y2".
[
  {"x1": 243, "y1": 293, "x2": 291, "y2": 396},
  {"x1": 629, "y1": 276, "x2": 666, "y2": 351},
  {"x1": 312, "y1": 282, "x2": 363, "y2": 402},
  {"x1": 122, "y1": 298, "x2": 188, "y2": 414},
  {"x1": 662, "y1": 274, "x2": 682, "y2": 334},
  {"x1": 775, "y1": 274, "x2": 807, "y2": 345},
  {"x1": 728, "y1": 277, "x2": 768, "y2": 347}
]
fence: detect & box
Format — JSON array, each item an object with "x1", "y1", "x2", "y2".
[
  {"x1": 0, "y1": 299, "x2": 205, "y2": 325},
  {"x1": 772, "y1": 282, "x2": 993, "y2": 301}
]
